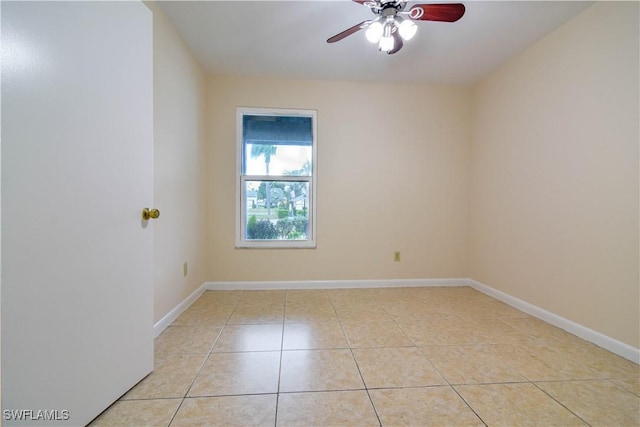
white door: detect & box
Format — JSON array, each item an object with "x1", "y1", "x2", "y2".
[{"x1": 2, "y1": 2, "x2": 154, "y2": 426}]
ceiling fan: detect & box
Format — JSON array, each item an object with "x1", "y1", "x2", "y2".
[{"x1": 327, "y1": 1, "x2": 465, "y2": 55}]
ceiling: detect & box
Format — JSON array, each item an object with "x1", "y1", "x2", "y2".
[{"x1": 158, "y1": 1, "x2": 592, "y2": 85}]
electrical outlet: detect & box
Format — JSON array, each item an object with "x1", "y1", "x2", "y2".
[
  {"x1": 183, "y1": 262, "x2": 188, "y2": 277},
  {"x1": 393, "y1": 251, "x2": 401, "y2": 262}
]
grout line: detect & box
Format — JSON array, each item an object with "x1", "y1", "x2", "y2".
[
  {"x1": 328, "y1": 291, "x2": 383, "y2": 427},
  {"x1": 381, "y1": 303, "x2": 421, "y2": 349},
  {"x1": 531, "y1": 382, "x2": 593, "y2": 426},
  {"x1": 277, "y1": 388, "x2": 369, "y2": 395},
  {"x1": 178, "y1": 292, "x2": 243, "y2": 401},
  {"x1": 349, "y1": 345, "x2": 382, "y2": 427},
  {"x1": 273, "y1": 289, "x2": 289, "y2": 427},
  {"x1": 181, "y1": 392, "x2": 281, "y2": 399},
  {"x1": 448, "y1": 384, "x2": 489, "y2": 427},
  {"x1": 165, "y1": 398, "x2": 184, "y2": 427},
  {"x1": 277, "y1": 384, "x2": 439, "y2": 394},
  {"x1": 167, "y1": 292, "x2": 246, "y2": 426},
  {"x1": 411, "y1": 345, "x2": 489, "y2": 427},
  {"x1": 118, "y1": 396, "x2": 187, "y2": 402}
]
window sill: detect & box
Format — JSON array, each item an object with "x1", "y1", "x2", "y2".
[{"x1": 235, "y1": 240, "x2": 316, "y2": 249}]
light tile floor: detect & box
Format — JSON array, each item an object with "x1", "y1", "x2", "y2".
[{"x1": 90, "y1": 287, "x2": 640, "y2": 426}]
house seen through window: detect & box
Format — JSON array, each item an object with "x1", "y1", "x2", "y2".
[{"x1": 237, "y1": 108, "x2": 317, "y2": 248}]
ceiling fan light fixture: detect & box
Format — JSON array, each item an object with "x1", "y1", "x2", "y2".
[
  {"x1": 365, "y1": 21, "x2": 384, "y2": 43},
  {"x1": 398, "y1": 18, "x2": 417, "y2": 40},
  {"x1": 326, "y1": 1, "x2": 466, "y2": 55}
]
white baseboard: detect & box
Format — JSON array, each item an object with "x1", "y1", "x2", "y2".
[
  {"x1": 205, "y1": 278, "x2": 469, "y2": 291},
  {"x1": 470, "y1": 279, "x2": 640, "y2": 364},
  {"x1": 153, "y1": 282, "x2": 207, "y2": 338}
]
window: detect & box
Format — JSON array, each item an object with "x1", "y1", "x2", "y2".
[{"x1": 236, "y1": 107, "x2": 317, "y2": 248}]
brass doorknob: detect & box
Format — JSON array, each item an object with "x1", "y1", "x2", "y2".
[{"x1": 142, "y1": 208, "x2": 160, "y2": 220}]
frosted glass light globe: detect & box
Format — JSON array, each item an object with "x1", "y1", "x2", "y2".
[
  {"x1": 379, "y1": 35, "x2": 394, "y2": 52},
  {"x1": 365, "y1": 21, "x2": 383, "y2": 43},
  {"x1": 398, "y1": 19, "x2": 417, "y2": 41}
]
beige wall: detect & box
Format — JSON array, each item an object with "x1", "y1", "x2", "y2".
[
  {"x1": 470, "y1": 2, "x2": 639, "y2": 347},
  {"x1": 148, "y1": 3, "x2": 209, "y2": 323},
  {"x1": 207, "y1": 76, "x2": 471, "y2": 281},
  {"x1": 152, "y1": 1, "x2": 639, "y2": 351}
]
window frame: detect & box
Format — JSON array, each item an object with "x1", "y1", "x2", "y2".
[{"x1": 236, "y1": 107, "x2": 317, "y2": 249}]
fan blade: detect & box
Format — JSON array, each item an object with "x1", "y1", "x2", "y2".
[
  {"x1": 407, "y1": 3, "x2": 465, "y2": 22},
  {"x1": 354, "y1": 0, "x2": 379, "y2": 11},
  {"x1": 388, "y1": 30, "x2": 403, "y2": 55},
  {"x1": 327, "y1": 21, "x2": 370, "y2": 43}
]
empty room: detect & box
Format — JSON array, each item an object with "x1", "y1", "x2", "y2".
[{"x1": 2, "y1": 1, "x2": 638, "y2": 426}]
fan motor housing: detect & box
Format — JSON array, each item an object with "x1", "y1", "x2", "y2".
[
  {"x1": 372, "y1": 0, "x2": 406, "y2": 16},
  {"x1": 380, "y1": 0, "x2": 406, "y2": 12}
]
